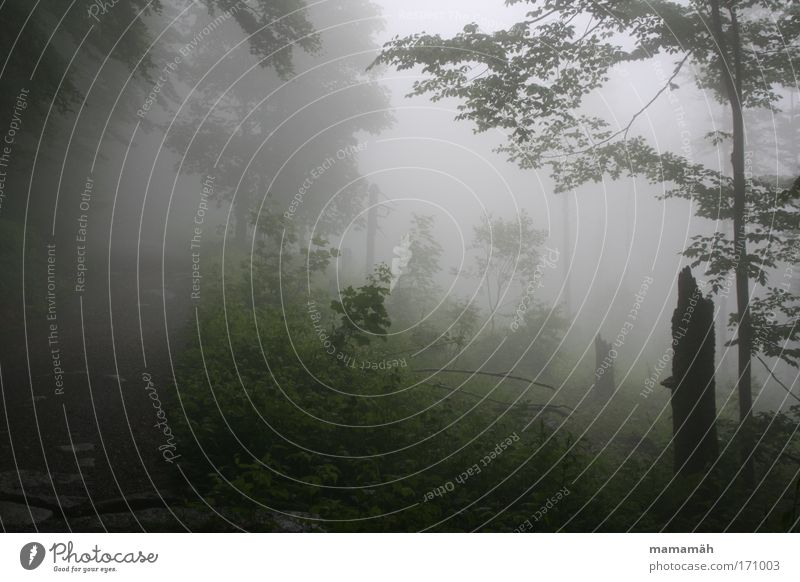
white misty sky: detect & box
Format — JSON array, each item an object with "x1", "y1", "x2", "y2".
[
  {"x1": 356, "y1": 1, "x2": 746, "y2": 387},
  {"x1": 374, "y1": 0, "x2": 528, "y2": 40}
]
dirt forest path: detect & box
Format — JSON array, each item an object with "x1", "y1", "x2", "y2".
[{"x1": 0, "y1": 250, "x2": 200, "y2": 531}]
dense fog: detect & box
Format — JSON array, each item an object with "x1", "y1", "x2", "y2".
[{"x1": 1, "y1": 0, "x2": 798, "y2": 533}]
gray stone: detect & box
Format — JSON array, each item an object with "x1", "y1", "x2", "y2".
[
  {"x1": 77, "y1": 458, "x2": 95, "y2": 469},
  {"x1": 56, "y1": 443, "x2": 95, "y2": 454},
  {"x1": 0, "y1": 501, "x2": 53, "y2": 528},
  {"x1": 0, "y1": 470, "x2": 83, "y2": 497}
]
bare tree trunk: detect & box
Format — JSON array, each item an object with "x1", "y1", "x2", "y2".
[
  {"x1": 709, "y1": 0, "x2": 754, "y2": 488},
  {"x1": 235, "y1": 175, "x2": 259, "y2": 251},
  {"x1": 663, "y1": 267, "x2": 719, "y2": 475},
  {"x1": 365, "y1": 185, "x2": 378, "y2": 275},
  {"x1": 594, "y1": 335, "x2": 614, "y2": 402},
  {"x1": 234, "y1": 193, "x2": 248, "y2": 250},
  {"x1": 486, "y1": 280, "x2": 496, "y2": 334},
  {"x1": 562, "y1": 194, "x2": 572, "y2": 316}
]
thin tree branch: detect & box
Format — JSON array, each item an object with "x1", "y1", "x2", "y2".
[
  {"x1": 544, "y1": 51, "x2": 692, "y2": 159},
  {"x1": 413, "y1": 368, "x2": 556, "y2": 391},
  {"x1": 380, "y1": 339, "x2": 464, "y2": 358},
  {"x1": 757, "y1": 355, "x2": 800, "y2": 404},
  {"x1": 575, "y1": 16, "x2": 605, "y2": 44},
  {"x1": 423, "y1": 382, "x2": 572, "y2": 416},
  {"x1": 525, "y1": 9, "x2": 559, "y2": 27}
]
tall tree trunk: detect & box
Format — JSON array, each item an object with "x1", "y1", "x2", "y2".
[
  {"x1": 562, "y1": 194, "x2": 572, "y2": 316},
  {"x1": 709, "y1": 0, "x2": 754, "y2": 488},
  {"x1": 594, "y1": 335, "x2": 614, "y2": 402},
  {"x1": 365, "y1": 184, "x2": 378, "y2": 275},
  {"x1": 234, "y1": 194, "x2": 248, "y2": 250},
  {"x1": 486, "y1": 279, "x2": 496, "y2": 334}
]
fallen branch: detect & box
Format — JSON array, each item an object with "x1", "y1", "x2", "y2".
[
  {"x1": 413, "y1": 368, "x2": 556, "y2": 391},
  {"x1": 423, "y1": 382, "x2": 572, "y2": 417}
]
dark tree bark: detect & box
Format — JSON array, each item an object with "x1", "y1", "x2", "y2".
[
  {"x1": 709, "y1": 0, "x2": 754, "y2": 488},
  {"x1": 663, "y1": 267, "x2": 719, "y2": 475}
]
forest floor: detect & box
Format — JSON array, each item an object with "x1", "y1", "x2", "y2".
[{"x1": 0, "y1": 252, "x2": 196, "y2": 531}]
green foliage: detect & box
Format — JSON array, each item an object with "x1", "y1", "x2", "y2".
[
  {"x1": 331, "y1": 264, "x2": 392, "y2": 347},
  {"x1": 461, "y1": 210, "x2": 547, "y2": 333},
  {"x1": 172, "y1": 211, "x2": 590, "y2": 531},
  {"x1": 373, "y1": 0, "x2": 800, "y2": 367},
  {"x1": 374, "y1": 1, "x2": 798, "y2": 171},
  {"x1": 171, "y1": 218, "x2": 800, "y2": 531},
  {"x1": 165, "y1": 0, "x2": 393, "y2": 239},
  {"x1": 467, "y1": 210, "x2": 546, "y2": 289}
]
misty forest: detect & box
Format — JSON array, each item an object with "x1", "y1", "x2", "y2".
[{"x1": 1, "y1": 0, "x2": 799, "y2": 533}]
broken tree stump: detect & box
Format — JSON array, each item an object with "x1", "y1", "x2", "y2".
[{"x1": 662, "y1": 267, "x2": 718, "y2": 475}]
